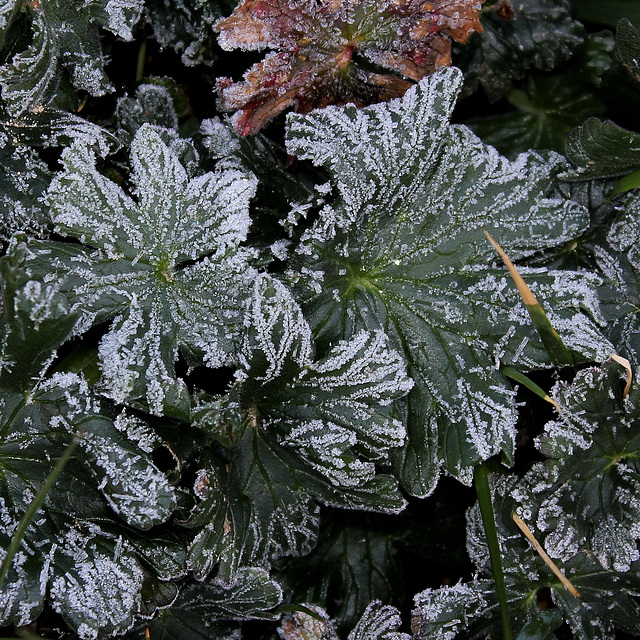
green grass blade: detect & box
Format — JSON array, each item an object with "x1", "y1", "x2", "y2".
[
  {"x1": 501, "y1": 366, "x2": 559, "y2": 410},
  {"x1": 612, "y1": 167, "x2": 640, "y2": 195},
  {"x1": 0, "y1": 436, "x2": 79, "y2": 589},
  {"x1": 485, "y1": 232, "x2": 574, "y2": 367},
  {"x1": 474, "y1": 464, "x2": 513, "y2": 640}
]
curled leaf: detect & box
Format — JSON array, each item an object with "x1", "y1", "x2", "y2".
[{"x1": 215, "y1": 0, "x2": 482, "y2": 134}]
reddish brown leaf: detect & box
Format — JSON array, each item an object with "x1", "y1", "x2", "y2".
[{"x1": 215, "y1": 0, "x2": 482, "y2": 134}]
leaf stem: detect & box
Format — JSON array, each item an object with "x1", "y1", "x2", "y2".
[
  {"x1": 474, "y1": 464, "x2": 513, "y2": 640},
  {"x1": 0, "y1": 435, "x2": 79, "y2": 589}
]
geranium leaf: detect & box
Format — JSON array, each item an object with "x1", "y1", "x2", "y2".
[
  {"x1": 616, "y1": 18, "x2": 640, "y2": 84},
  {"x1": 277, "y1": 516, "x2": 404, "y2": 633},
  {"x1": 466, "y1": 72, "x2": 603, "y2": 158},
  {"x1": 0, "y1": 137, "x2": 51, "y2": 242},
  {"x1": 0, "y1": 0, "x2": 144, "y2": 115},
  {"x1": 537, "y1": 360, "x2": 640, "y2": 572},
  {"x1": 22, "y1": 124, "x2": 258, "y2": 416},
  {"x1": 145, "y1": 0, "x2": 223, "y2": 67},
  {"x1": 594, "y1": 192, "x2": 640, "y2": 366},
  {"x1": 286, "y1": 67, "x2": 610, "y2": 493},
  {"x1": 461, "y1": 470, "x2": 640, "y2": 640},
  {"x1": 348, "y1": 601, "x2": 410, "y2": 640}
]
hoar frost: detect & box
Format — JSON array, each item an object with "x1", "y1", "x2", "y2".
[{"x1": 35, "y1": 124, "x2": 258, "y2": 415}]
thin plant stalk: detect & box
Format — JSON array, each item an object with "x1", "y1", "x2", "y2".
[
  {"x1": 0, "y1": 435, "x2": 79, "y2": 589},
  {"x1": 474, "y1": 463, "x2": 513, "y2": 640}
]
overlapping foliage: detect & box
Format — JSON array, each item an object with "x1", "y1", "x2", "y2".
[{"x1": 0, "y1": 1, "x2": 640, "y2": 639}]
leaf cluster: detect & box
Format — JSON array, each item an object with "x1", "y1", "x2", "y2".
[{"x1": 0, "y1": 2, "x2": 640, "y2": 640}]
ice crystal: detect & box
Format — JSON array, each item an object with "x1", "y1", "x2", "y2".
[{"x1": 215, "y1": 0, "x2": 482, "y2": 134}]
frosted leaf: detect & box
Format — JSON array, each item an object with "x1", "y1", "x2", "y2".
[
  {"x1": 1, "y1": 108, "x2": 120, "y2": 155},
  {"x1": 116, "y1": 83, "x2": 179, "y2": 138},
  {"x1": 29, "y1": 124, "x2": 258, "y2": 415},
  {"x1": 186, "y1": 430, "x2": 322, "y2": 582},
  {"x1": 457, "y1": 0, "x2": 584, "y2": 101},
  {"x1": 0, "y1": 139, "x2": 50, "y2": 241},
  {"x1": 595, "y1": 192, "x2": 640, "y2": 367},
  {"x1": 348, "y1": 601, "x2": 410, "y2": 640},
  {"x1": 239, "y1": 274, "x2": 313, "y2": 385},
  {"x1": 412, "y1": 581, "x2": 494, "y2": 640},
  {"x1": 0, "y1": 0, "x2": 143, "y2": 115},
  {"x1": 215, "y1": 0, "x2": 482, "y2": 134},
  {"x1": 270, "y1": 329, "x2": 413, "y2": 462},
  {"x1": 146, "y1": 0, "x2": 222, "y2": 67},
  {"x1": 535, "y1": 360, "x2": 640, "y2": 574},
  {"x1": 50, "y1": 527, "x2": 144, "y2": 638},
  {"x1": 280, "y1": 419, "x2": 376, "y2": 487},
  {"x1": 77, "y1": 416, "x2": 177, "y2": 530},
  {"x1": 102, "y1": 0, "x2": 144, "y2": 39},
  {"x1": 173, "y1": 567, "x2": 282, "y2": 621},
  {"x1": 461, "y1": 469, "x2": 640, "y2": 640},
  {"x1": 286, "y1": 67, "x2": 608, "y2": 495},
  {"x1": 0, "y1": 247, "x2": 182, "y2": 635}
]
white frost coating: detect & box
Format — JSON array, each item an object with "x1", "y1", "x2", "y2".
[
  {"x1": 50, "y1": 529, "x2": 144, "y2": 639},
  {"x1": 240, "y1": 274, "x2": 313, "y2": 382},
  {"x1": 304, "y1": 330, "x2": 412, "y2": 401},
  {"x1": 265, "y1": 329, "x2": 411, "y2": 462},
  {"x1": 412, "y1": 581, "x2": 489, "y2": 640},
  {"x1": 103, "y1": 0, "x2": 144, "y2": 40},
  {"x1": 348, "y1": 601, "x2": 410, "y2": 640},
  {"x1": 281, "y1": 419, "x2": 375, "y2": 487},
  {"x1": 201, "y1": 117, "x2": 242, "y2": 159},
  {"x1": 79, "y1": 425, "x2": 176, "y2": 529},
  {"x1": 42, "y1": 124, "x2": 258, "y2": 414},
  {"x1": 112, "y1": 410, "x2": 159, "y2": 453}
]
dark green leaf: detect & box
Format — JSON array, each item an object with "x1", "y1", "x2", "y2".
[
  {"x1": 537, "y1": 360, "x2": 640, "y2": 572},
  {"x1": 616, "y1": 18, "x2": 640, "y2": 84},
  {"x1": 456, "y1": 0, "x2": 584, "y2": 101},
  {"x1": 145, "y1": 0, "x2": 223, "y2": 67},
  {"x1": 277, "y1": 517, "x2": 403, "y2": 634},
  {"x1": 466, "y1": 73, "x2": 603, "y2": 158},
  {"x1": 1, "y1": 108, "x2": 120, "y2": 152},
  {"x1": 0, "y1": 0, "x2": 143, "y2": 115},
  {"x1": 0, "y1": 137, "x2": 50, "y2": 242},
  {"x1": 565, "y1": 118, "x2": 640, "y2": 180},
  {"x1": 286, "y1": 67, "x2": 610, "y2": 493},
  {"x1": 515, "y1": 610, "x2": 563, "y2": 640},
  {"x1": 24, "y1": 124, "x2": 257, "y2": 416},
  {"x1": 594, "y1": 192, "x2": 640, "y2": 366}
]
